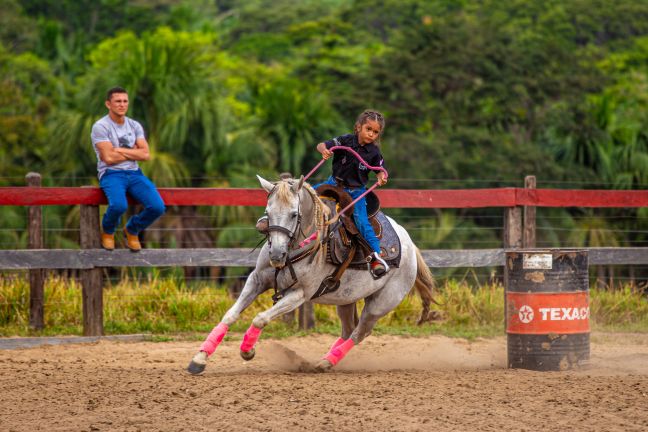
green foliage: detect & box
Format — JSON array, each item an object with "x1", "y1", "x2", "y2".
[
  {"x1": 20, "y1": 0, "x2": 174, "y2": 43},
  {"x1": 432, "y1": 279, "x2": 503, "y2": 329},
  {"x1": 0, "y1": 0, "x2": 38, "y2": 52},
  {"x1": 1, "y1": 275, "x2": 646, "y2": 337},
  {"x1": 591, "y1": 285, "x2": 648, "y2": 331},
  {"x1": 251, "y1": 77, "x2": 344, "y2": 174},
  {"x1": 1, "y1": 0, "x2": 647, "y2": 263},
  {"x1": 0, "y1": 44, "x2": 58, "y2": 181}
]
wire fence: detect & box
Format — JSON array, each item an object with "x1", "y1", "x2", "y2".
[{"x1": 1, "y1": 206, "x2": 646, "y2": 248}]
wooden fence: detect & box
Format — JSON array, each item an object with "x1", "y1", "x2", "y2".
[{"x1": 1, "y1": 174, "x2": 647, "y2": 335}]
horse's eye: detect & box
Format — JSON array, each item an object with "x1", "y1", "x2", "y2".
[{"x1": 291, "y1": 211, "x2": 298, "y2": 219}]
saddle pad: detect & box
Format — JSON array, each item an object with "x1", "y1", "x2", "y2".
[{"x1": 328, "y1": 211, "x2": 402, "y2": 269}]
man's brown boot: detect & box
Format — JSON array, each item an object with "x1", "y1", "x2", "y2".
[
  {"x1": 101, "y1": 232, "x2": 115, "y2": 251},
  {"x1": 123, "y1": 227, "x2": 142, "y2": 252}
]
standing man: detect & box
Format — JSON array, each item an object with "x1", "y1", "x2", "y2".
[{"x1": 91, "y1": 86, "x2": 165, "y2": 251}]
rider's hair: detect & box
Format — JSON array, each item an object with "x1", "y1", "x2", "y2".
[
  {"x1": 106, "y1": 86, "x2": 128, "y2": 101},
  {"x1": 354, "y1": 109, "x2": 385, "y2": 146}
]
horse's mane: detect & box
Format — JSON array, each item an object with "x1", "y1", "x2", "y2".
[
  {"x1": 274, "y1": 180, "x2": 294, "y2": 205},
  {"x1": 274, "y1": 178, "x2": 330, "y2": 225}
]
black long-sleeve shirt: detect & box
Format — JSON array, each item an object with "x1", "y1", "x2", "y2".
[{"x1": 324, "y1": 134, "x2": 387, "y2": 188}]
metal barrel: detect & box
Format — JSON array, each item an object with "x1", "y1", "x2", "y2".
[{"x1": 506, "y1": 249, "x2": 590, "y2": 371}]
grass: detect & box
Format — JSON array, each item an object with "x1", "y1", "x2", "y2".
[{"x1": 0, "y1": 274, "x2": 646, "y2": 339}]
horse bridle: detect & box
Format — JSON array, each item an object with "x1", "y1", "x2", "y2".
[
  {"x1": 265, "y1": 185, "x2": 304, "y2": 250},
  {"x1": 264, "y1": 185, "x2": 305, "y2": 302}
]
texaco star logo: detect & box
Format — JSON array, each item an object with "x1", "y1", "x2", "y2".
[{"x1": 518, "y1": 305, "x2": 534, "y2": 323}]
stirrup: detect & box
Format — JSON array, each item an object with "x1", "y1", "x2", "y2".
[{"x1": 368, "y1": 252, "x2": 390, "y2": 279}]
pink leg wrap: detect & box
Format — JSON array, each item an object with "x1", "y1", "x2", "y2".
[
  {"x1": 329, "y1": 337, "x2": 345, "y2": 351},
  {"x1": 199, "y1": 322, "x2": 229, "y2": 356},
  {"x1": 324, "y1": 338, "x2": 355, "y2": 366},
  {"x1": 240, "y1": 324, "x2": 263, "y2": 353}
]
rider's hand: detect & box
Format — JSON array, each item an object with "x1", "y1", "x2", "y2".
[
  {"x1": 317, "y1": 142, "x2": 333, "y2": 160},
  {"x1": 377, "y1": 172, "x2": 388, "y2": 186}
]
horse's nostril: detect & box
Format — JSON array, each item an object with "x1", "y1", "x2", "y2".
[{"x1": 270, "y1": 250, "x2": 286, "y2": 262}]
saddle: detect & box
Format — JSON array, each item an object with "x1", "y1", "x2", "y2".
[{"x1": 316, "y1": 184, "x2": 402, "y2": 270}]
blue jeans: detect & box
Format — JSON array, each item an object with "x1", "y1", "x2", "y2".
[
  {"x1": 99, "y1": 169, "x2": 166, "y2": 235},
  {"x1": 314, "y1": 176, "x2": 381, "y2": 253}
]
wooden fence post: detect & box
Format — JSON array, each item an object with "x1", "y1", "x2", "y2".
[
  {"x1": 503, "y1": 207, "x2": 522, "y2": 249},
  {"x1": 80, "y1": 187, "x2": 103, "y2": 336},
  {"x1": 26, "y1": 172, "x2": 45, "y2": 330},
  {"x1": 298, "y1": 302, "x2": 315, "y2": 330},
  {"x1": 523, "y1": 175, "x2": 536, "y2": 248},
  {"x1": 503, "y1": 204, "x2": 522, "y2": 331}
]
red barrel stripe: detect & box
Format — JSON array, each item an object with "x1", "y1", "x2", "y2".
[{"x1": 506, "y1": 292, "x2": 590, "y2": 334}]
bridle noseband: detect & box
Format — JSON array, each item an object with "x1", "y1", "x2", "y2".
[{"x1": 265, "y1": 185, "x2": 303, "y2": 252}]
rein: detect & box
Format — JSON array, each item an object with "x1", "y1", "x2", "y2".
[
  {"x1": 303, "y1": 145, "x2": 389, "y2": 182},
  {"x1": 303, "y1": 145, "x2": 389, "y2": 225}
]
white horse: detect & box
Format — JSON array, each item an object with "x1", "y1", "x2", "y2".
[{"x1": 188, "y1": 175, "x2": 435, "y2": 374}]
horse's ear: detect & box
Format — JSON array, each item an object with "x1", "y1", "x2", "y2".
[
  {"x1": 257, "y1": 175, "x2": 274, "y2": 193},
  {"x1": 294, "y1": 175, "x2": 305, "y2": 192}
]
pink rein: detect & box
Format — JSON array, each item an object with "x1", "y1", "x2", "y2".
[
  {"x1": 303, "y1": 145, "x2": 389, "y2": 225},
  {"x1": 303, "y1": 145, "x2": 388, "y2": 182}
]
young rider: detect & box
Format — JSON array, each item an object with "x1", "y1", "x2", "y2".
[{"x1": 315, "y1": 109, "x2": 390, "y2": 278}]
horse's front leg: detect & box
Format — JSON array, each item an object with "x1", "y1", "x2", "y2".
[
  {"x1": 187, "y1": 270, "x2": 270, "y2": 375},
  {"x1": 239, "y1": 287, "x2": 306, "y2": 361}
]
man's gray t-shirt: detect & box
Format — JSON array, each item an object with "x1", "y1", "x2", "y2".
[{"x1": 91, "y1": 115, "x2": 145, "y2": 179}]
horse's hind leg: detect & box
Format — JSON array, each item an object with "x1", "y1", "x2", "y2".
[
  {"x1": 338, "y1": 303, "x2": 358, "y2": 338},
  {"x1": 326, "y1": 303, "x2": 357, "y2": 352},
  {"x1": 317, "y1": 282, "x2": 410, "y2": 372},
  {"x1": 315, "y1": 310, "x2": 382, "y2": 372}
]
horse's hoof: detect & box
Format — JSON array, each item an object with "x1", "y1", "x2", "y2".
[
  {"x1": 240, "y1": 347, "x2": 256, "y2": 361},
  {"x1": 187, "y1": 351, "x2": 207, "y2": 375},
  {"x1": 314, "y1": 359, "x2": 333, "y2": 373}
]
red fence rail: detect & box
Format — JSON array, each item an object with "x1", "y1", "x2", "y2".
[{"x1": 1, "y1": 187, "x2": 647, "y2": 207}]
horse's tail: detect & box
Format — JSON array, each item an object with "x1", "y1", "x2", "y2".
[{"x1": 413, "y1": 247, "x2": 438, "y2": 325}]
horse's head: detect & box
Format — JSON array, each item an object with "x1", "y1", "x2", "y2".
[{"x1": 258, "y1": 174, "x2": 306, "y2": 268}]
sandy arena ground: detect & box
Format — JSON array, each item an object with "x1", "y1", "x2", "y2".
[{"x1": 1, "y1": 332, "x2": 647, "y2": 432}]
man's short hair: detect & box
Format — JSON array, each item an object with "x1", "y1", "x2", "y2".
[{"x1": 106, "y1": 86, "x2": 128, "y2": 101}]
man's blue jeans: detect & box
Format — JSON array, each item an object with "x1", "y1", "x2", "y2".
[
  {"x1": 99, "y1": 169, "x2": 166, "y2": 235},
  {"x1": 314, "y1": 176, "x2": 381, "y2": 253}
]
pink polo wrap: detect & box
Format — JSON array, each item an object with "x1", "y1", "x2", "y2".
[
  {"x1": 324, "y1": 338, "x2": 355, "y2": 366},
  {"x1": 329, "y1": 337, "x2": 345, "y2": 351},
  {"x1": 240, "y1": 324, "x2": 263, "y2": 353},
  {"x1": 199, "y1": 322, "x2": 229, "y2": 356}
]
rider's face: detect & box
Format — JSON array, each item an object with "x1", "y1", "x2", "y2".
[{"x1": 356, "y1": 119, "x2": 382, "y2": 145}]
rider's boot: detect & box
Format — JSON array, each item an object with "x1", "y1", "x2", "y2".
[
  {"x1": 368, "y1": 251, "x2": 390, "y2": 278},
  {"x1": 123, "y1": 227, "x2": 142, "y2": 252},
  {"x1": 100, "y1": 231, "x2": 115, "y2": 250}
]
